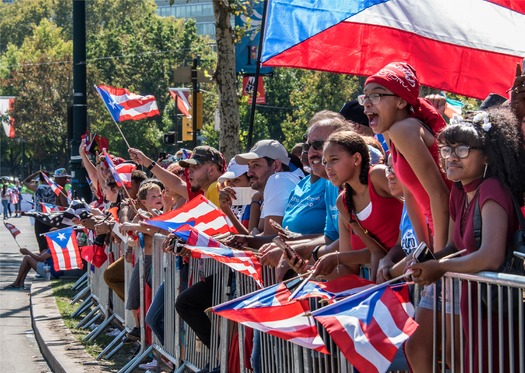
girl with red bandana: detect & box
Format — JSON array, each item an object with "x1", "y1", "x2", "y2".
[{"x1": 361, "y1": 62, "x2": 452, "y2": 372}]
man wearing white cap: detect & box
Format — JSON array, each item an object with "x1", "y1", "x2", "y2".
[{"x1": 227, "y1": 139, "x2": 301, "y2": 247}]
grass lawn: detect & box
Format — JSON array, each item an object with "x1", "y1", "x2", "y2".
[{"x1": 52, "y1": 279, "x2": 138, "y2": 372}]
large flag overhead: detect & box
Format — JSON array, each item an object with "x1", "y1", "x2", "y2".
[
  {"x1": 44, "y1": 226, "x2": 83, "y2": 271},
  {"x1": 261, "y1": 0, "x2": 525, "y2": 99},
  {"x1": 312, "y1": 284, "x2": 418, "y2": 373},
  {"x1": 213, "y1": 280, "x2": 329, "y2": 353},
  {"x1": 0, "y1": 97, "x2": 15, "y2": 138},
  {"x1": 96, "y1": 85, "x2": 160, "y2": 122}
]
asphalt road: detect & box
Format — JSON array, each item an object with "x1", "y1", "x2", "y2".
[{"x1": 0, "y1": 216, "x2": 51, "y2": 372}]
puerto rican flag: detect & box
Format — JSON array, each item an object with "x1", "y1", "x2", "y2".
[
  {"x1": 262, "y1": 0, "x2": 525, "y2": 100},
  {"x1": 0, "y1": 97, "x2": 15, "y2": 138},
  {"x1": 115, "y1": 162, "x2": 137, "y2": 189},
  {"x1": 312, "y1": 284, "x2": 418, "y2": 373},
  {"x1": 291, "y1": 274, "x2": 375, "y2": 303},
  {"x1": 213, "y1": 279, "x2": 328, "y2": 353},
  {"x1": 41, "y1": 171, "x2": 63, "y2": 197},
  {"x1": 174, "y1": 226, "x2": 264, "y2": 287},
  {"x1": 145, "y1": 195, "x2": 236, "y2": 236},
  {"x1": 4, "y1": 221, "x2": 21, "y2": 239},
  {"x1": 44, "y1": 226, "x2": 83, "y2": 271},
  {"x1": 41, "y1": 203, "x2": 66, "y2": 213},
  {"x1": 95, "y1": 84, "x2": 160, "y2": 122},
  {"x1": 169, "y1": 88, "x2": 192, "y2": 117}
]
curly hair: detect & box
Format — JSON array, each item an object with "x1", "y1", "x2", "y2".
[
  {"x1": 438, "y1": 107, "x2": 525, "y2": 204},
  {"x1": 325, "y1": 130, "x2": 370, "y2": 213}
]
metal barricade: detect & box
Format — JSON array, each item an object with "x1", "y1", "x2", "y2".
[{"x1": 436, "y1": 271, "x2": 525, "y2": 373}]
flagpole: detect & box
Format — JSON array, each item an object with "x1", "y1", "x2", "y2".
[{"x1": 94, "y1": 85, "x2": 132, "y2": 149}]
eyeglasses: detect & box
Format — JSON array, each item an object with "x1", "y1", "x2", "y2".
[
  {"x1": 439, "y1": 145, "x2": 481, "y2": 159},
  {"x1": 384, "y1": 165, "x2": 395, "y2": 177},
  {"x1": 302, "y1": 140, "x2": 325, "y2": 152},
  {"x1": 357, "y1": 93, "x2": 397, "y2": 106}
]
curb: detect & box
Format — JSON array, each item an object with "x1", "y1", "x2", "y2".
[{"x1": 30, "y1": 281, "x2": 102, "y2": 373}]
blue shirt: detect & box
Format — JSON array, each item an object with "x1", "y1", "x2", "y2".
[
  {"x1": 282, "y1": 175, "x2": 327, "y2": 235},
  {"x1": 324, "y1": 181, "x2": 340, "y2": 241}
]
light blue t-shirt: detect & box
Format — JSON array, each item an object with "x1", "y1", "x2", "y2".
[
  {"x1": 324, "y1": 181, "x2": 340, "y2": 241},
  {"x1": 281, "y1": 175, "x2": 327, "y2": 235},
  {"x1": 400, "y1": 203, "x2": 418, "y2": 255}
]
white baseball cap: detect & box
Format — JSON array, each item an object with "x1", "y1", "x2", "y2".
[
  {"x1": 235, "y1": 139, "x2": 290, "y2": 166},
  {"x1": 218, "y1": 158, "x2": 249, "y2": 183}
]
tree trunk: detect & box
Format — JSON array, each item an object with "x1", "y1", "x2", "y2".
[{"x1": 212, "y1": 0, "x2": 240, "y2": 161}]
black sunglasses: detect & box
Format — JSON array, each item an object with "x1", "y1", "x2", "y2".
[{"x1": 302, "y1": 140, "x2": 325, "y2": 152}]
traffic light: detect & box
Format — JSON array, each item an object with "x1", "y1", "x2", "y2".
[
  {"x1": 163, "y1": 132, "x2": 176, "y2": 144},
  {"x1": 182, "y1": 116, "x2": 193, "y2": 142},
  {"x1": 188, "y1": 91, "x2": 203, "y2": 130}
]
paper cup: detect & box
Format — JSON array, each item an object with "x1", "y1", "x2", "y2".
[{"x1": 231, "y1": 187, "x2": 256, "y2": 206}]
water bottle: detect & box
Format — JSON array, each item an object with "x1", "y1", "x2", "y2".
[{"x1": 43, "y1": 264, "x2": 51, "y2": 281}]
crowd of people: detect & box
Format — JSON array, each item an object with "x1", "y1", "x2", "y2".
[{"x1": 4, "y1": 61, "x2": 525, "y2": 372}]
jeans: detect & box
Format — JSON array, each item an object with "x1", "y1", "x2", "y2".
[
  {"x1": 2, "y1": 200, "x2": 9, "y2": 219},
  {"x1": 146, "y1": 282, "x2": 165, "y2": 345}
]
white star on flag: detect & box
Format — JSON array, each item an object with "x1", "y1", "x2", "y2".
[{"x1": 57, "y1": 233, "x2": 66, "y2": 241}]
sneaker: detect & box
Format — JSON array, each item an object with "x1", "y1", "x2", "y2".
[
  {"x1": 122, "y1": 327, "x2": 141, "y2": 344},
  {"x1": 139, "y1": 359, "x2": 158, "y2": 370},
  {"x1": 34, "y1": 274, "x2": 44, "y2": 280}
]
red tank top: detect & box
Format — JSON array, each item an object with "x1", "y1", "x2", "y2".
[
  {"x1": 343, "y1": 170, "x2": 403, "y2": 250},
  {"x1": 390, "y1": 122, "x2": 451, "y2": 234}
]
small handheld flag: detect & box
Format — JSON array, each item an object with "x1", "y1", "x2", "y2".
[
  {"x1": 102, "y1": 149, "x2": 125, "y2": 188},
  {"x1": 41, "y1": 171, "x2": 64, "y2": 197},
  {"x1": 43, "y1": 226, "x2": 83, "y2": 271},
  {"x1": 95, "y1": 85, "x2": 160, "y2": 122}
]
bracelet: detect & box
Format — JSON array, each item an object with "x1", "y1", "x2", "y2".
[
  {"x1": 312, "y1": 245, "x2": 322, "y2": 261},
  {"x1": 147, "y1": 161, "x2": 156, "y2": 171}
]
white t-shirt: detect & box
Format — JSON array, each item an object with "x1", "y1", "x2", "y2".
[{"x1": 260, "y1": 172, "x2": 300, "y2": 219}]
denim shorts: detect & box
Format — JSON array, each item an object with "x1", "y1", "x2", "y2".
[{"x1": 418, "y1": 278, "x2": 460, "y2": 314}]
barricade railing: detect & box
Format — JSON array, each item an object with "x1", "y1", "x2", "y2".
[{"x1": 436, "y1": 271, "x2": 524, "y2": 373}]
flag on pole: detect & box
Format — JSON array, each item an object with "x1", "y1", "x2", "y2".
[
  {"x1": 102, "y1": 149, "x2": 125, "y2": 188},
  {"x1": 115, "y1": 162, "x2": 137, "y2": 189},
  {"x1": 43, "y1": 226, "x2": 83, "y2": 271},
  {"x1": 4, "y1": 221, "x2": 21, "y2": 239},
  {"x1": 312, "y1": 284, "x2": 418, "y2": 373},
  {"x1": 213, "y1": 280, "x2": 328, "y2": 353},
  {"x1": 174, "y1": 226, "x2": 264, "y2": 287},
  {"x1": 145, "y1": 194, "x2": 236, "y2": 235},
  {"x1": 169, "y1": 88, "x2": 192, "y2": 117},
  {"x1": 261, "y1": 0, "x2": 525, "y2": 100},
  {"x1": 41, "y1": 171, "x2": 63, "y2": 196},
  {"x1": 0, "y1": 97, "x2": 15, "y2": 138},
  {"x1": 96, "y1": 85, "x2": 160, "y2": 122}
]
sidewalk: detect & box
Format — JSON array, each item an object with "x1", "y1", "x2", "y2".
[{"x1": 1, "y1": 216, "x2": 102, "y2": 372}]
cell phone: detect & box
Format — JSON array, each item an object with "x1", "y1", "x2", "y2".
[
  {"x1": 514, "y1": 251, "x2": 525, "y2": 260},
  {"x1": 413, "y1": 242, "x2": 436, "y2": 263},
  {"x1": 269, "y1": 218, "x2": 284, "y2": 231},
  {"x1": 272, "y1": 236, "x2": 300, "y2": 261},
  {"x1": 158, "y1": 152, "x2": 167, "y2": 160}
]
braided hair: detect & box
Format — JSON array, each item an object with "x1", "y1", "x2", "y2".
[
  {"x1": 438, "y1": 107, "x2": 525, "y2": 204},
  {"x1": 325, "y1": 130, "x2": 370, "y2": 214}
]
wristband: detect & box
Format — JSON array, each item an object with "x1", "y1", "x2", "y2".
[
  {"x1": 147, "y1": 161, "x2": 156, "y2": 171},
  {"x1": 312, "y1": 245, "x2": 322, "y2": 261}
]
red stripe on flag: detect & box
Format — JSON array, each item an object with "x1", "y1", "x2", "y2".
[
  {"x1": 487, "y1": 0, "x2": 525, "y2": 14},
  {"x1": 264, "y1": 22, "x2": 521, "y2": 100}
]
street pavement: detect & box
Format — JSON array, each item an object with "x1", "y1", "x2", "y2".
[{"x1": 0, "y1": 216, "x2": 52, "y2": 372}]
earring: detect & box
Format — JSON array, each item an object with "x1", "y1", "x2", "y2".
[{"x1": 483, "y1": 163, "x2": 488, "y2": 178}]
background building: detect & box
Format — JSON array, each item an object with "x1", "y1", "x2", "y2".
[{"x1": 155, "y1": 0, "x2": 215, "y2": 37}]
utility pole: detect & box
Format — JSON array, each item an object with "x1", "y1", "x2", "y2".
[
  {"x1": 191, "y1": 57, "x2": 199, "y2": 148},
  {"x1": 71, "y1": 0, "x2": 90, "y2": 201}
]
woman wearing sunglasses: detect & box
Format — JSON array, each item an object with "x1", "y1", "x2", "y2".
[{"x1": 410, "y1": 107, "x2": 525, "y2": 372}]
